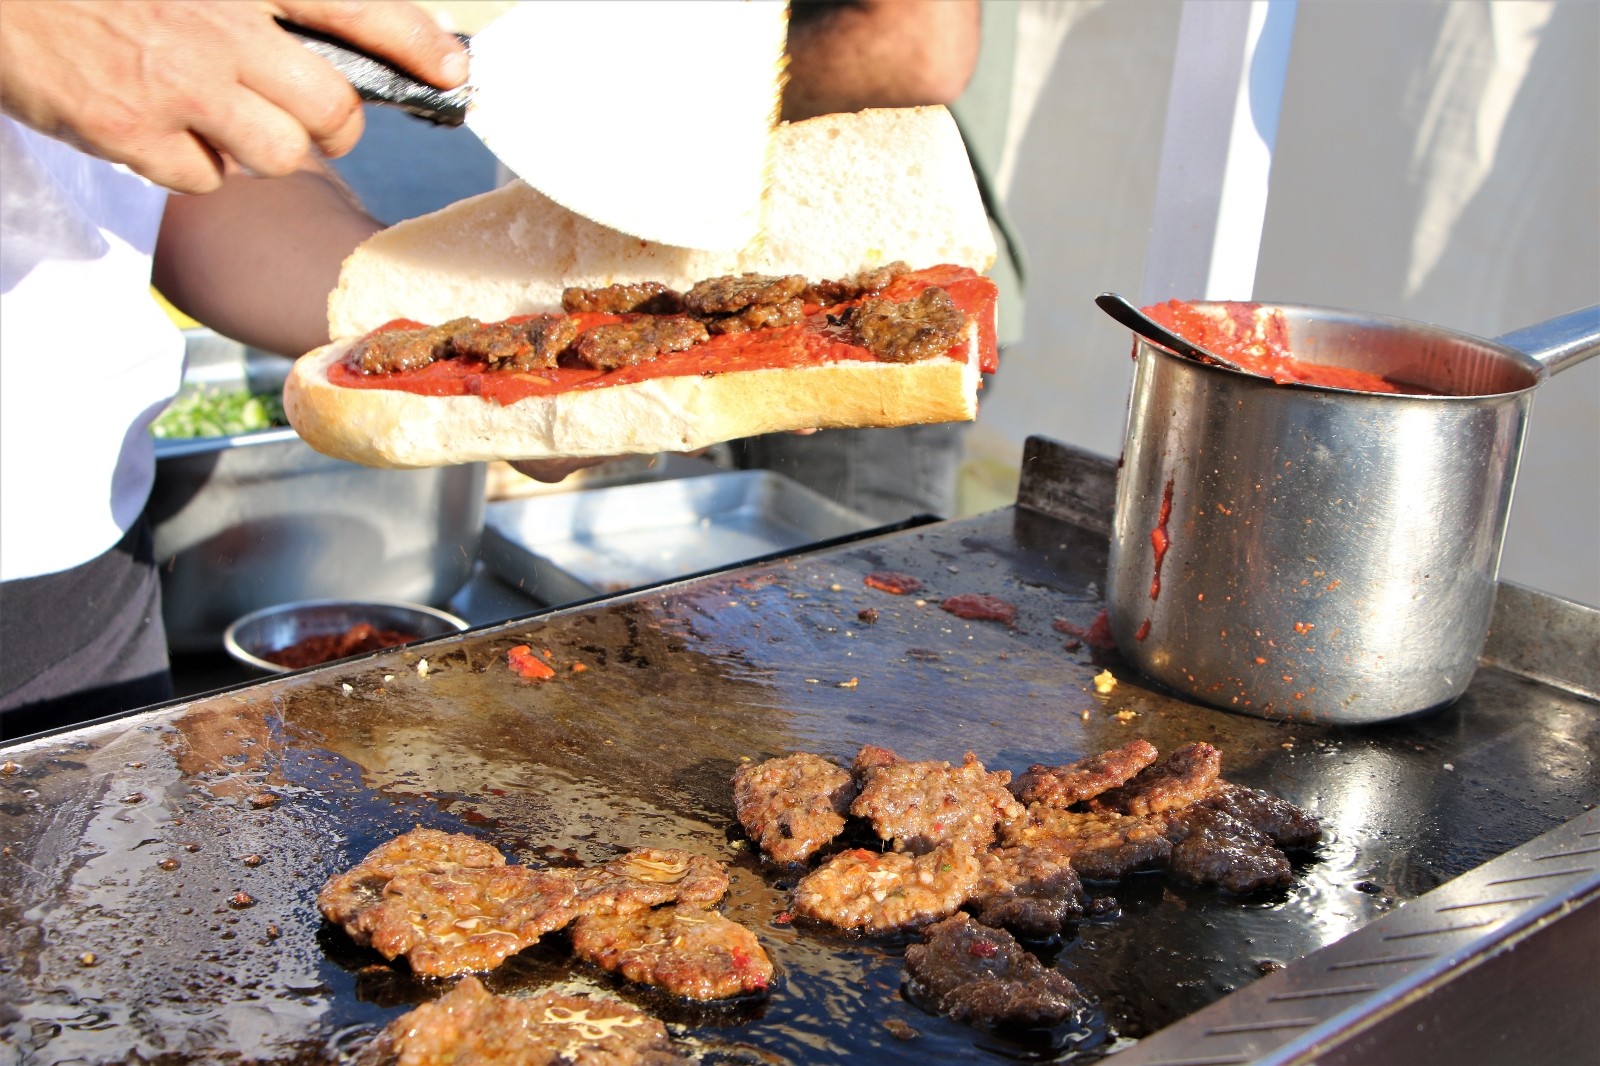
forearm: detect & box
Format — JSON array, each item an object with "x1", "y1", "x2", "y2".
[
  {"x1": 782, "y1": 0, "x2": 981, "y2": 121},
  {"x1": 153, "y1": 160, "x2": 380, "y2": 356}
]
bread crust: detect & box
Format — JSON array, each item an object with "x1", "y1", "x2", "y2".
[{"x1": 284, "y1": 327, "x2": 981, "y2": 469}]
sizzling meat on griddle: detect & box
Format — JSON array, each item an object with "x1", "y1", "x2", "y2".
[
  {"x1": 319, "y1": 831, "x2": 772, "y2": 1004},
  {"x1": 571, "y1": 904, "x2": 775, "y2": 1000},
  {"x1": 1013, "y1": 739, "x2": 1159, "y2": 809},
  {"x1": 967, "y1": 844, "x2": 1086, "y2": 939},
  {"x1": 791, "y1": 844, "x2": 982, "y2": 934},
  {"x1": 851, "y1": 750, "x2": 1026, "y2": 854},
  {"x1": 570, "y1": 847, "x2": 730, "y2": 916},
  {"x1": 355, "y1": 975, "x2": 686, "y2": 1065},
  {"x1": 903, "y1": 913, "x2": 1085, "y2": 1031},
  {"x1": 1088, "y1": 741, "x2": 1222, "y2": 816},
  {"x1": 1002, "y1": 808, "x2": 1174, "y2": 882},
  {"x1": 317, "y1": 827, "x2": 506, "y2": 926},
  {"x1": 733, "y1": 752, "x2": 855, "y2": 865},
  {"x1": 337, "y1": 863, "x2": 579, "y2": 978},
  {"x1": 1165, "y1": 805, "x2": 1292, "y2": 895},
  {"x1": 318, "y1": 828, "x2": 579, "y2": 976},
  {"x1": 1197, "y1": 781, "x2": 1324, "y2": 849}
]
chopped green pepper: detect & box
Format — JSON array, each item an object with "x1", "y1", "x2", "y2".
[{"x1": 151, "y1": 387, "x2": 287, "y2": 439}]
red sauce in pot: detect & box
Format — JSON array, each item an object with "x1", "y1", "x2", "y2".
[
  {"x1": 328, "y1": 266, "x2": 998, "y2": 404},
  {"x1": 1143, "y1": 299, "x2": 1426, "y2": 394}
]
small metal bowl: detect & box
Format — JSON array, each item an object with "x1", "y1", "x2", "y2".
[{"x1": 223, "y1": 599, "x2": 469, "y2": 675}]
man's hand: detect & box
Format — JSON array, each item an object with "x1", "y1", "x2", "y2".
[{"x1": 0, "y1": 0, "x2": 467, "y2": 195}]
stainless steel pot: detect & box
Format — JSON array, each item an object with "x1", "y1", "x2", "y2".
[{"x1": 1107, "y1": 303, "x2": 1598, "y2": 724}]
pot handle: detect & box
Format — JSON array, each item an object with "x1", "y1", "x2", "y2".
[{"x1": 1495, "y1": 305, "x2": 1600, "y2": 376}]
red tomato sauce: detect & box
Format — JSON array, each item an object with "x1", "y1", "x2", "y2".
[
  {"x1": 1143, "y1": 299, "x2": 1423, "y2": 394},
  {"x1": 864, "y1": 571, "x2": 924, "y2": 595},
  {"x1": 327, "y1": 265, "x2": 998, "y2": 404},
  {"x1": 940, "y1": 594, "x2": 1017, "y2": 624},
  {"x1": 264, "y1": 623, "x2": 418, "y2": 669},
  {"x1": 1149, "y1": 476, "x2": 1174, "y2": 601}
]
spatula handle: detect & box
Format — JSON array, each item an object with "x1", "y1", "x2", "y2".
[{"x1": 278, "y1": 19, "x2": 471, "y2": 127}]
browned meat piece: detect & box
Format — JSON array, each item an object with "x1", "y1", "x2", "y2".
[
  {"x1": 345, "y1": 864, "x2": 579, "y2": 976},
  {"x1": 852, "y1": 287, "x2": 966, "y2": 363},
  {"x1": 852, "y1": 744, "x2": 904, "y2": 788},
  {"x1": 732, "y1": 752, "x2": 855, "y2": 865},
  {"x1": 355, "y1": 974, "x2": 686, "y2": 1065},
  {"x1": 1198, "y1": 782, "x2": 1322, "y2": 849},
  {"x1": 702, "y1": 297, "x2": 805, "y2": 335},
  {"x1": 851, "y1": 751, "x2": 1025, "y2": 854},
  {"x1": 318, "y1": 827, "x2": 507, "y2": 926},
  {"x1": 1090, "y1": 741, "x2": 1222, "y2": 816},
  {"x1": 802, "y1": 261, "x2": 910, "y2": 306},
  {"x1": 350, "y1": 318, "x2": 472, "y2": 374},
  {"x1": 563, "y1": 281, "x2": 685, "y2": 315},
  {"x1": 904, "y1": 913, "x2": 1084, "y2": 1031},
  {"x1": 1012, "y1": 739, "x2": 1161, "y2": 808},
  {"x1": 570, "y1": 904, "x2": 774, "y2": 1000},
  {"x1": 446, "y1": 315, "x2": 582, "y2": 371},
  {"x1": 682, "y1": 272, "x2": 807, "y2": 314},
  {"x1": 572, "y1": 847, "x2": 729, "y2": 916},
  {"x1": 1004, "y1": 808, "x2": 1172, "y2": 882},
  {"x1": 1167, "y1": 805, "x2": 1292, "y2": 894},
  {"x1": 967, "y1": 844, "x2": 1085, "y2": 938},
  {"x1": 791, "y1": 843, "x2": 981, "y2": 934},
  {"x1": 575, "y1": 316, "x2": 710, "y2": 370}
]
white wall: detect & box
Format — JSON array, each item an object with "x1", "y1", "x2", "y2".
[{"x1": 965, "y1": 0, "x2": 1599, "y2": 607}]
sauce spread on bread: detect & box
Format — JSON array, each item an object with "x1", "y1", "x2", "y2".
[{"x1": 327, "y1": 265, "x2": 998, "y2": 405}]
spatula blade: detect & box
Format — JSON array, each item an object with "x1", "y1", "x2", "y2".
[{"x1": 466, "y1": 0, "x2": 788, "y2": 252}]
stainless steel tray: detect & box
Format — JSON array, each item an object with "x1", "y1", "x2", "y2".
[{"x1": 480, "y1": 470, "x2": 876, "y2": 605}]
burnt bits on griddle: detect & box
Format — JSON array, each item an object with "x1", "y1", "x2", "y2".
[{"x1": 355, "y1": 975, "x2": 687, "y2": 1066}]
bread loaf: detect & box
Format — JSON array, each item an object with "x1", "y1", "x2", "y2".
[{"x1": 286, "y1": 106, "x2": 998, "y2": 468}]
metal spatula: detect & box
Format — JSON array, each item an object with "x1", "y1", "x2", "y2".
[{"x1": 284, "y1": 0, "x2": 788, "y2": 251}]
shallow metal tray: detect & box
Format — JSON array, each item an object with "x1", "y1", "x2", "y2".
[{"x1": 480, "y1": 470, "x2": 876, "y2": 605}]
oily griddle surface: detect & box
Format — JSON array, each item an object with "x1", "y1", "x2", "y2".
[{"x1": 3, "y1": 508, "x2": 1596, "y2": 1064}]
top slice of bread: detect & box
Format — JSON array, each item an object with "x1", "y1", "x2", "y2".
[{"x1": 327, "y1": 106, "x2": 996, "y2": 340}]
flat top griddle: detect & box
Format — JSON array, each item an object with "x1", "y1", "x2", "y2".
[{"x1": 3, "y1": 442, "x2": 1596, "y2": 1065}]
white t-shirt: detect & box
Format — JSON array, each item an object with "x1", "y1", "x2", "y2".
[{"x1": 0, "y1": 119, "x2": 183, "y2": 581}]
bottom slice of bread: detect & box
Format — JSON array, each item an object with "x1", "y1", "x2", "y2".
[{"x1": 284, "y1": 333, "x2": 981, "y2": 469}]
